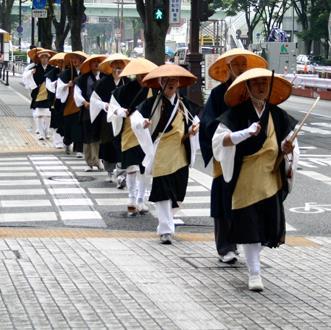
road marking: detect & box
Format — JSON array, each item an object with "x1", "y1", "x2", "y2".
[
  {"x1": 286, "y1": 223, "x2": 297, "y2": 232},
  {"x1": 175, "y1": 208, "x2": 210, "y2": 217},
  {"x1": 88, "y1": 188, "x2": 127, "y2": 194},
  {"x1": 59, "y1": 211, "x2": 102, "y2": 220},
  {"x1": 299, "y1": 170, "x2": 331, "y2": 183},
  {"x1": 0, "y1": 189, "x2": 46, "y2": 196},
  {"x1": 54, "y1": 198, "x2": 94, "y2": 206},
  {"x1": 35, "y1": 166, "x2": 68, "y2": 170},
  {"x1": 189, "y1": 168, "x2": 212, "y2": 190},
  {"x1": 186, "y1": 185, "x2": 208, "y2": 192},
  {"x1": 48, "y1": 187, "x2": 87, "y2": 195},
  {"x1": 0, "y1": 167, "x2": 33, "y2": 171},
  {"x1": 0, "y1": 212, "x2": 57, "y2": 222},
  {"x1": 30, "y1": 161, "x2": 64, "y2": 165},
  {"x1": 0, "y1": 162, "x2": 30, "y2": 166},
  {"x1": 0, "y1": 172, "x2": 37, "y2": 177},
  {"x1": 0, "y1": 179, "x2": 41, "y2": 186},
  {"x1": 300, "y1": 125, "x2": 331, "y2": 135},
  {"x1": 0, "y1": 157, "x2": 27, "y2": 161},
  {"x1": 311, "y1": 122, "x2": 331, "y2": 128},
  {"x1": 0, "y1": 200, "x2": 52, "y2": 207}
]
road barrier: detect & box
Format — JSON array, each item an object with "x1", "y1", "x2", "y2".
[{"x1": 0, "y1": 66, "x2": 9, "y2": 86}]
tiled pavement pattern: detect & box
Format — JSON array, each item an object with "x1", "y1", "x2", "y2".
[{"x1": 0, "y1": 233, "x2": 330, "y2": 329}]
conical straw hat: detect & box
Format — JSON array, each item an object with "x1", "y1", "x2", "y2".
[
  {"x1": 49, "y1": 52, "x2": 66, "y2": 67},
  {"x1": 37, "y1": 49, "x2": 57, "y2": 59},
  {"x1": 63, "y1": 51, "x2": 88, "y2": 66},
  {"x1": 142, "y1": 63, "x2": 197, "y2": 88},
  {"x1": 119, "y1": 58, "x2": 158, "y2": 77},
  {"x1": 80, "y1": 54, "x2": 107, "y2": 74},
  {"x1": 27, "y1": 47, "x2": 44, "y2": 63},
  {"x1": 98, "y1": 53, "x2": 130, "y2": 75},
  {"x1": 224, "y1": 68, "x2": 292, "y2": 107},
  {"x1": 209, "y1": 48, "x2": 268, "y2": 82}
]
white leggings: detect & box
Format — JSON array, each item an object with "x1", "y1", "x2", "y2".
[
  {"x1": 37, "y1": 116, "x2": 51, "y2": 139},
  {"x1": 242, "y1": 243, "x2": 262, "y2": 275},
  {"x1": 126, "y1": 166, "x2": 146, "y2": 205},
  {"x1": 155, "y1": 200, "x2": 174, "y2": 235}
]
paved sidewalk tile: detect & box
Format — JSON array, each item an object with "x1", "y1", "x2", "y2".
[{"x1": 0, "y1": 233, "x2": 330, "y2": 329}]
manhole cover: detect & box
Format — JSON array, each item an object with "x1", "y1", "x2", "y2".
[{"x1": 48, "y1": 176, "x2": 95, "y2": 182}]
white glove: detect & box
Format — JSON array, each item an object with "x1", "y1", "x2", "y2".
[
  {"x1": 115, "y1": 107, "x2": 128, "y2": 118},
  {"x1": 230, "y1": 122, "x2": 260, "y2": 145}
]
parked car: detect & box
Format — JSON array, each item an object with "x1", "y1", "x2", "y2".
[{"x1": 296, "y1": 54, "x2": 325, "y2": 66}]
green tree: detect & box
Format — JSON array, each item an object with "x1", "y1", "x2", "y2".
[
  {"x1": 65, "y1": 0, "x2": 85, "y2": 51},
  {"x1": 135, "y1": 0, "x2": 169, "y2": 65},
  {"x1": 0, "y1": 0, "x2": 15, "y2": 32},
  {"x1": 217, "y1": 0, "x2": 264, "y2": 44},
  {"x1": 49, "y1": 0, "x2": 70, "y2": 51},
  {"x1": 294, "y1": 0, "x2": 330, "y2": 56}
]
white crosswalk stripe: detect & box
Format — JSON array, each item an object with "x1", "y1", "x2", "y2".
[{"x1": 0, "y1": 155, "x2": 298, "y2": 232}]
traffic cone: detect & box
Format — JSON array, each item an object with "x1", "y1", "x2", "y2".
[{"x1": 303, "y1": 63, "x2": 308, "y2": 73}]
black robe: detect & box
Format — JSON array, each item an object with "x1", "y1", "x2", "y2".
[
  {"x1": 137, "y1": 94, "x2": 197, "y2": 208},
  {"x1": 93, "y1": 75, "x2": 129, "y2": 163},
  {"x1": 199, "y1": 81, "x2": 231, "y2": 167},
  {"x1": 75, "y1": 72, "x2": 99, "y2": 144},
  {"x1": 218, "y1": 101, "x2": 297, "y2": 248},
  {"x1": 58, "y1": 67, "x2": 82, "y2": 144},
  {"x1": 30, "y1": 64, "x2": 53, "y2": 109},
  {"x1": 45, "y1": 66, "x2": 61, "y2": 130},
  {"x1": 112, "y1": 79, "x2": 152, "y2": 169}
]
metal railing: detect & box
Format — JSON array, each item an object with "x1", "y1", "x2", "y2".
[{"x1": 0, "y1": 65, "x2": 9, "y2": 86}]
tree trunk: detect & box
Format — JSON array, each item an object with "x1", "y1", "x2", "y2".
[
  {"x1": 65, "y1": 0, "x2": 85, "y2": 51},
  {"x1": 0, "y1": 0, "x2": 15, "y2": 32},
  {"x1": 38, "y1": 4, "x2": 53, "y2": 49},
  {"x1": 51, "y1": 0, "x2": 70, "y2": 51},
  {"x1": 136, "y1": 0, "x2": 169, "y2": 65}
]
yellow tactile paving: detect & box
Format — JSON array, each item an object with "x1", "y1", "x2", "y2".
[
  {"x1": 0, "y1": 227, "x2": 320, "y2": 246},
  {"x1": 0, "y1": 117, "x2": 59, "y2": 153}
]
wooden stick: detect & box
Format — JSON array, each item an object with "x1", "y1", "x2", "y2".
[
  {"x1": 273, "y1": 95, "x2": 320, "y2": 171},
  {"x1": 288, "y1": 96, "x2": 320, "y2": 143}
]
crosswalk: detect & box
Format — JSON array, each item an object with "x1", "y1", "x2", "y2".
[{"x1": 0, "y1": 153, "x2": 307, "y2": 232}]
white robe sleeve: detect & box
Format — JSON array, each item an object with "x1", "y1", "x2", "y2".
[
  {"x1": 56, "y1": 78, "x2": 69, "y2": 103},
  {"x1": 212, "y1": 123, "x2": 236, "y2": 182},
  {"x1": 130, "y1": 110, "x2": 155, "y2": 174},
  {"x1": 22, "y1": 68, "x2": 37, "y2": 90},
  {"x1": 45, "y1": 77, "x2": 57, "y2": 93},
  {"x1": 90, "y1": 91, "x2": 108, "y2": 123},
  {"x1": 284, "y1": 136, "x2": 300, "y2": 193},
  {"x1": 74, "y1": 85, "x2": 86, "y2": 107},
  {"x1": 107, "y1": 95, "x2": 124, "y2": 136},
  {"x1": 189, "y1": 115, "x2": 201, "y2": 167}
]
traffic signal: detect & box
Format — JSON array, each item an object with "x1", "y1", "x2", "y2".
[
  {"x1": 199, "y1": 0, "x2": 215, "y2": 22},
  {"x1": 153, "y1": 7, "x2": 165, "y2": 22}
]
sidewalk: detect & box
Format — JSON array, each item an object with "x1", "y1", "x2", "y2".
[
  {"x1": 0, "y1": 228, "x2": 330, "y2": 329},
  {"x1": 0, "y1": 76, "x2": 59, "y2": 153}
]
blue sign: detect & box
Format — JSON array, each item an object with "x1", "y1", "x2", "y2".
[
  {"x1": 16, "y1": 26, "x2": 23, "y2": 33},
  {"x1": 32, "y1": 0, "x2": 47, "y2": 10},
  {"x1": 54, "y1": 0, "x2": 61, "y2": 4}
]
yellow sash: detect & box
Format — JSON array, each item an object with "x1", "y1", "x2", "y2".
[
  {"x1": 36, "y1": 82, "x2": 48, "y2": 102},
  {"x1": 232, "y1": 113, "x2": 282, "y2": 209},
  {"x1": 212, "y1": 158, "x2": 223, "y2": 178},
  {"x1": 121, "y1": 118, "x2": 139, "y2": 151},
  {"x1": 152, "y1": 111, "x2": 188, "y2": 177}
]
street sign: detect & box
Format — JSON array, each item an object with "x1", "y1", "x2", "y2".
[
  {"x1": 153, "y1": 7, "x2": 165, "y2": 21},
  {"x1": 32, "y1": 0, "x2": 47, "y2": 10},
  {"x1": 169, "y1": 0, "x2": 181, "y2": 25},
  {"x1": 16, "y1": 26, "x2": 23, "y2": 33},
  {"x1": 32, "y1": 9, "x2": 48, "y2": 18}
]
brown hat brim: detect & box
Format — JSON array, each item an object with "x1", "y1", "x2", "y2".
[
  {"x1": 119, "y1": 58, "x2": 158, "y2": 77},
  {"x1": 98, "y1": 53, "x2": 130, "y2": 75},
  {"x1": 64, "y1": 51, "x2": 88, "y2": 66},
  {"x1": 80, "y1": 55, "x2": 108, "y2": 74},
  {"x1": 209, "y1": 49, "x2": 268, "y2": 82},
  {"x1": 224, "y1": 68, "x2": 292, "y2": 107},
  {"x1": 49, "y1": 52, "x2": 66, "y2": 67},
  {"x1": 142, "y1": 64, "x2": 197, "y2": 88},
  {"x1": 27, "y1": 47, "x2": 44, "y2": 63}
]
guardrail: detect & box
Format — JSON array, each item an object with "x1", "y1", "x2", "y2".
[{"x1": 0, "y1": 66, "x2": 9, "y2": 86}]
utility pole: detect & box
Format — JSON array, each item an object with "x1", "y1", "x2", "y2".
[
  {"x1": 187, "y1": 0, "x2": 203, "y2": 106},
  {"x1": 18, "y1": 0, "x2": 22, "y2": 51}
]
